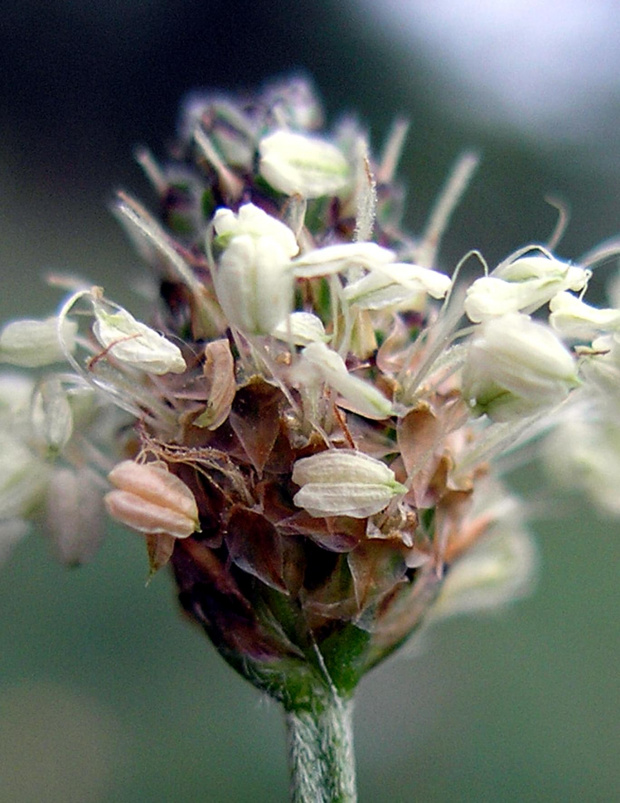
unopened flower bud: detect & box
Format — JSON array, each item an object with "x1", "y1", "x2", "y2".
[
  {"x1": 259, "y1": 129, "x2": 350, "y2": 198},
  {"x1": 0, "y1": 316, "x2": 77, "y2": 367},
  {"x1": 462, "y1": 313, "x2": 578, "y2": 422},
  {"x1": 105, "y1": 460, "x2": 199, "y2": 538},
  {"x1": 465, "y1": 255, "x2": 590, "y2": 323},
  {"x1": 212, "y1": 204, "x2": 297, "y2": 336},
  {"x1": 292, "y1": 449, "x2": 406, "y2": 518},
  {"x1": 92, "y1": 302, "x2": 186, "y2": 375}
]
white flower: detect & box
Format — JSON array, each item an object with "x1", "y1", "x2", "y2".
[
  {"x1": 465, "y1": 255, "x2": 590, "y2": 323},
  {"x1": 0, "y1": 432, "x2": 51, "y2": 520},
  {"x1": 271, "y1": 312, "x2": 330, "y2": 346},
  {"x1": 213, "y1": 203, "x2": 298, "y2": 255},
  {"x1": 212, "y1": 203, "x2": 298, "y2": 336},
  {"x1": 92, "y1": 302, "x2": 186, "y2": 375},
  {"x1": 300, "y1": 341, "x2": 394, "y2": 419},
  {"x1": 292, "y1": 449, "x2": 406, "y2": 518},
  {"x1": 0, "y1": 316, "x2": 77, "y2": 367},
  {"x1": 549, "y1": 291, "x2": 620, "y2": 339},
  {"x1": 462, "y1": 313, "x2": 579, "y2": 422},
  {"x1": 544, "y1": 409, "x2": 620, "y2": 515},
  {"x1": 258, "y1": 130, "x2": 350, "y2": 198},
  {"x1": 32, "y1": 378, "x2": 74, "y2": 454},
  {"x1": 343, "y1": 263, "x2": 451, "y2": 309},
  {"x1": 579, "y1": 333, "x2": 620, "y2": 399},
  {"x1": 291, "y1": 242, "x2": 395, "y2": 279}
]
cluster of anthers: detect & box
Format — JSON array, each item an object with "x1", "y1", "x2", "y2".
[{"x1": 1, "y1": 77, "x2": 618, "y2": 694}]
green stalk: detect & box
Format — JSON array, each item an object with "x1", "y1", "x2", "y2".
[{"x1": 285, "y1": 693, "x2": 357, "y2": 803}]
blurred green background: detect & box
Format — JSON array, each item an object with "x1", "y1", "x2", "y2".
[{"x1": 1, "y1": 1, "x2": 618, "y2": 800}]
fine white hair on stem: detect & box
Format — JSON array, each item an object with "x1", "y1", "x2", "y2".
[{"x1": 353, "y1": 142, "x2": 377, "y2": 244}]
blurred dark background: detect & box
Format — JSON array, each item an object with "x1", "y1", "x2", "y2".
[{"x1": 1, "y1": 2, "x2": 618, "y2": 801}]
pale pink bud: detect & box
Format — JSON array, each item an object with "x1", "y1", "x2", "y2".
[{"x1": 105, "y1": 460, "x2": 199, "y2": 538}]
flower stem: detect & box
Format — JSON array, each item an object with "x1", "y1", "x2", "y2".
[{"x1": 285, "y1": 693, "x2": 357, "y2": 803}]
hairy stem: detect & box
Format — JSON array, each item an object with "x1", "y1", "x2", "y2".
[{"x1": 285, "y1": 693, "x2": 357, "y2": 803}]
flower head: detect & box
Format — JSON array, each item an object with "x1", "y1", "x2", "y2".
[{"x1": 1, "y1": 75, "x2": 613, "y2": 704}]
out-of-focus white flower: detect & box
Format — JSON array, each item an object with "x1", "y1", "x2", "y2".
[
  {"x1": 259, "y1": 130, "x2": 350, "y2": 198},
  {"x1": 0, "y1": 316, "x2": 77, "y2": 367},
  {"x1": 32, "y1": 378, "x2": 74, "y2": 454},
  {"x1": 0, "y1": 373, "x2": 34, "y2": 426},
  {"x1": 430, "y1": 522, "x2": 537, "y2": 618},
  {"x1": 105, "y1": 460, "x2": 200, "y2": 538},
  {"x1": 300, "y1": 341, "x2": 394, "y2": 419},
  {"x1": 212, "y1": 203, "x2": 298, "y2": 336},
  {"x1": 465, "y1": 255, "x2": 590, "y2": 323},
  {"x1": 0, "y1": 519, "x2": 30, "y2": 566},
  {"x1": 579, "y1": 332, "x2": 620, "y2": 399},
  {"x1": 92, "y1": 302, "x2": 186, "y2": 375},
  {"x1": 462, "y1": 313, "x2": 579, "y2": 421},
  {"x1": 544, "y1": 405, "x2": 620, "y2": 515},
  {"x1": 549, "y1": 291, "x2": 620, "y2": 339},
  {"x1": 45, "y1": 467, "x2": 105, "y2": 566},
  {"x1": 0, "y1": 432, "x2": 51, "y2": 520},
  {"x1": 292, "y1": 449, "x2": 406, "y2": 518}
]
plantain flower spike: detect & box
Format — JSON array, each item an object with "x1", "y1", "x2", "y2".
[{"x1": 1, "y1": 75, "x2": 616, "y2": 719}]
